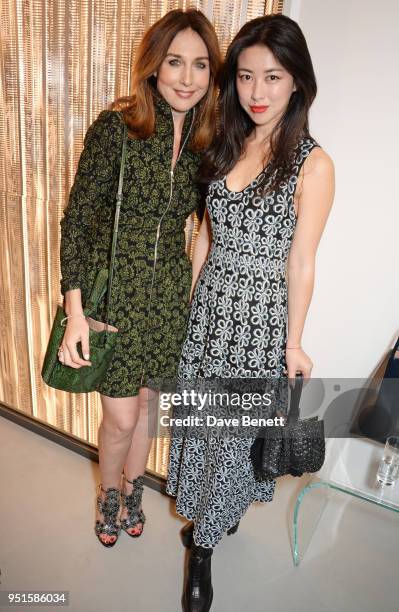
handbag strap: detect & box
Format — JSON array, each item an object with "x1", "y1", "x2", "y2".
[
  {"x1": 104, "y1": 122, "x2": 128, "y2": 333},
  {"x1": 286, "y1": 373, "x2": 304, "y2": 424}
]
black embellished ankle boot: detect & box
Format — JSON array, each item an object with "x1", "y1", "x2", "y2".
[
  {"x1": 180, "y1": 520, "x2": 240, "y2": 548},
  {"x1": 182, "y1": 543, "x2": 213, "y2": 612}
]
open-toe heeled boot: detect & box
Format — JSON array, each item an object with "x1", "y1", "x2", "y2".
[
  {"x1": 94, "y1": 484, "x2": 121, "y2": 547},
  {"x1": 120, "y1": 472, "x2": 146, "y2": 537}
]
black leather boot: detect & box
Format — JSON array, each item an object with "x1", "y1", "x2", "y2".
[
  {"x1": 180, "y1": 521, "x2": 195, "y2": 548},
  {"x1": 227, "y1": 520, "x2": 240, "y2": 535},
  {"x1": 180, "y1": 520, "x2": 240, "y2": 549},
  {"x1": 182, "y1": 543, "x2": 213, "y2": 612}
]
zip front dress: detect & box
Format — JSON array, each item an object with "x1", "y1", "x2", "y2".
[
  {"x1": 166, "y1": 136, "x2": 320, "y2": 548},
  {"x1": 59, "y1": 96, "x2": 201, "y2": 397}
]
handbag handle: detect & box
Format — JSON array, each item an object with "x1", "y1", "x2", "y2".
[
  {"x1": 103, "y1": 122, "x2": 128, "y2": 334},
  {"x1": 286, "y1": 373, "x2": 304, "y2": 424}
]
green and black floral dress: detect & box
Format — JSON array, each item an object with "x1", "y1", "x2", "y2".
[{"x1": 60, "y1": 96, "x2": 201, "y2": 397}]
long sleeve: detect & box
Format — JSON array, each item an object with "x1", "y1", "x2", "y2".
[{"x1": 59, "y1": 110, "x2": 123, "y2": 296}]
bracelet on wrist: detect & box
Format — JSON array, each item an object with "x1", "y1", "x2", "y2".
[
  {"x1": 286, "y1": 345, "x2": 302, "y2": 350},
  {"x1": 60, "y1": 313, "x2": 87, "y2": 327}
]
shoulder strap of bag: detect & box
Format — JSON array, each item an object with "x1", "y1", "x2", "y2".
[{"x1": 104, "y1": 123, "x2": 128, "y2": 333}]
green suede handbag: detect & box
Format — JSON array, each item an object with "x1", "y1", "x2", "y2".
[{"x1": 41, "y1": 123, "x2": 127, "y2": 393}]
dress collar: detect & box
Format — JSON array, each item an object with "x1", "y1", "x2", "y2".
[{"x1": 152, "y1": 91, "x2": 196, "y2": 145}]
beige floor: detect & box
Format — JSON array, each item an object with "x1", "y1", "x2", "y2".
[{"x1": 0, "y1": 415, "x2": 398, "y2": 612}]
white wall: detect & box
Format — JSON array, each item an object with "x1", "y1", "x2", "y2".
[{"x1": 283, "y1": 0, "x2": 399, "y2": 377}]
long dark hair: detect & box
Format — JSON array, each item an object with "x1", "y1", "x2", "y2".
[{"x1": 200, "y1": 14, "x2": 317, "y2": 189}]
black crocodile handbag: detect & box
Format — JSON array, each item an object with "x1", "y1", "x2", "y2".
[{"x1": 250, "y1": 373, "x2": 325, "y2": 479}]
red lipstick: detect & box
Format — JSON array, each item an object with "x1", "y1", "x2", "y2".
[{"x1": 250, "y1": 105, "x2": 269, "y2": 113}]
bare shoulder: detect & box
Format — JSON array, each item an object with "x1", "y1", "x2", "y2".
[
  {"x1": 303, "y1": 146, "x2": 334, "y2": 178},
  {"x1": 295, "y1": 146, "x2": 334, "y2": 204}
]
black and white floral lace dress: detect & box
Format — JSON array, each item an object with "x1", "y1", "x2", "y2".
[{"x1": 166, "y1": 136, "x2": 320, "y2": 548}]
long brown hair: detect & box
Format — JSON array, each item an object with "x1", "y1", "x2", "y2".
[{"x1": 111, "y1": 9, "x2": 221, "y2": 152}]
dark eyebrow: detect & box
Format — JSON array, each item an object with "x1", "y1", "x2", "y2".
[
  {"x1": 237, "y1": 67, "x2": 284, "y2": 73},
  {"x1": 166, "y1": 53, "x2": 209, "y2": 61}
]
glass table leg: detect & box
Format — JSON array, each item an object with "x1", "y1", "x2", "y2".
[{"x1": 292, "y1": 480, "x2": 331, "y2": 566}]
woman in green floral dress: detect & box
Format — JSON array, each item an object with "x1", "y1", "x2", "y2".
[{"x1": 57, "y1": 9, "x2": 221, "y2": 546}]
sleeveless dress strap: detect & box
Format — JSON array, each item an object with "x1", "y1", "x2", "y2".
[{"x1": 291, "y1": 136, "x2": 321, "y2": 179}]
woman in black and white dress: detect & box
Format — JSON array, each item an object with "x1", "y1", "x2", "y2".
[{"x1": 166, "y1": 14, "x2": 335, "y2": 612}]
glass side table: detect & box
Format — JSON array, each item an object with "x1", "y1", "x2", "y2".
[{"x1": 292, "y1": 436, "x2": 399, "y2": 566}]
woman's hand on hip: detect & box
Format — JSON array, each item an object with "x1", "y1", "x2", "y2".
[
  {"x1": 285, "y1": 347, "x2": 313, "y2": 381},
  {"x1": 60, "y1": 317, "x2": 92, "y2": 368}
]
